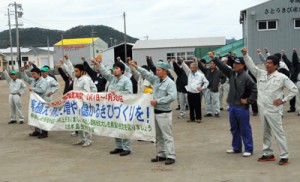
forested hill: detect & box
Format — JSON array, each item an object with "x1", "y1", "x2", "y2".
[{"x1": 0, "y1": 25, "x2": 138, "y2": 48}]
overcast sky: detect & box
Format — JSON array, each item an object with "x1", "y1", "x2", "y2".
[{"x1": 0, "y1": 0, "x2": 268, "y2": 40}]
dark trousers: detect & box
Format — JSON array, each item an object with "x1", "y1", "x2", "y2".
[
  {"x1": 229, "y1": 106, "x2": 253, "y2": 153},
  {"x1": 187, "y1": 92, "x2": 202, "y2": 120},
  {"x1": 289, "y1": 96, "x2": 296, "y2": 111},
  {"x1": 251, "y1": 101, "x2": 258, "y2": 113}
]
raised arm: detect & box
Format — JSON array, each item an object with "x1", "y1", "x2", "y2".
[
  {"x1": 242, "y1": 48, "x2": 260, "y2": 78},
  {"x1": 172, "y1": 61, "x2": 184, "y2": 76},
  {"x1": 182, "y1": 61, "x2": 191, "y2": 76},
  {"x1": 257, "y1": 49, "x2": 266, "y2": 63},
  {"x1": 136, "y1": 66, "x2": 158, "y2": 86},
  {"x1": 2, "y1": 69, "x2": 11, "y2": 83},
  {"x1": 146, "y1": 57, "x2": 157, "y2": 74},
  {"x1": 83, "y1": 58, "x2": 97, "y2": 78},
  {"x1": 58, "y1": 67, "x2": 69, "y2": 82},
  {"x1": 281, "y1": 53, "x2": 292, "y2": 70},
  {"x1": 130, "y1": 65, "x2": 141, "y2": 83},
  {"x1": 93, "y1": 60, "x2": 114, "y2": 82},
  {"x1": 211, "y1": 57, "x2": 232, "y2": 78},
  {"x1": 62, "y1": 59, "x2": 75, "y2": 80},
  {"x1": 197, "y1": 60, "x2": 208, "y2": 74},
  {"x1": 21, "y1": 69, "x2": 34, "y2": 84}
]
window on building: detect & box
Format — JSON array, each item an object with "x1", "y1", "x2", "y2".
[
  {"x1": 186, "y1": 52, "x2": 195, "y2": 61},
  {"x1": 177, "y1": 52, "x2": 186, "y2": 60},
  {"x1": 9, "y1": 61, "x2": 15, "y2": 65},
  {"x1": 22, "y1": 57, "x2": 29, "y2": 66},
  {"x1": 257, "y1": 20, "x2": 277, "y2": 31},
  {"x1": 166, "y1": 53, "x2": 175, "y2": 60},
  {"x1": 294, "y1": 19, "x2": 300, "y2": 29}
]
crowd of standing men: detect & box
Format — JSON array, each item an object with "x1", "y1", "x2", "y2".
[{"x1": 2, "y1": 47, "x2": 300, "y2": 166}]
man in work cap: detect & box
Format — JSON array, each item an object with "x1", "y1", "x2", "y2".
[
  {"x1": 129, "y1": 60, "x2": 177, "y2": 165},
  {"x1": 2, "y1": 68, "x2": 26, "y2": 124}
]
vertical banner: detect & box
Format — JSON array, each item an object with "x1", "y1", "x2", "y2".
[{"x1": 28, "y1": 91, "x2": 155, "y2": 141}]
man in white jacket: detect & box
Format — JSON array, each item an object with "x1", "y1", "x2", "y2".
[{"x1": 242, "y1": 48, "x2": 298, "y2": 165}]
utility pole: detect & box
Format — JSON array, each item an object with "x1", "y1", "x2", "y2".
[
  {"x1": 7, "y1": 8, "x2": 14, "y2": 70},
  {"x1": 123, "y1": 12, "x2": 127, "y2": 62},
  {"x1": 91, "y1": 28, "x2": 96, "y2": 58},
  {"x1": 61, "y1": 34, "x2": 64, "y2": 59},
  {"x1": 9, "y1": 2, "x2": 23, "y2": 70},
  {"x1": 110, "y1": 37, "x2": 113, "y2": 47},
  {"x1": 114, "y1": 39, "x2": 117, "y2": 46},
  {"x1": 47, "y1": 36, "x2": 50, "y2": 66}
]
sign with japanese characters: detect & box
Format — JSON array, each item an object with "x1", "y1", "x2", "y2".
[
  {"x1": 264, "y1": 0, "x2": 300, "y2": 15},
  {"x1": 28, "y1": 91, "x2": 155, "y2": 141}
]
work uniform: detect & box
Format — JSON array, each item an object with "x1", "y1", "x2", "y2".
[
  {"x1": 219, "y1": 65, "x2": 231, "y2": 110},
  {"x1": 22, "y1": 70, "x2": 48, "y2": 135},
  {"x1": 136, "y1": 66, "x2": 177, "y2": 160},
  {"x1": 296, "y1": 73, "x2": 300, "y2": 114},
  {"x1": 198, "y1": 58, "x2": 226, "y2": 116},
  {"x1": 3, "y1": 70, "x2": 26, "y2": 123},
  {"x1": 244, "y1": 54, "x2": 298, "y2": 159},
  {"x1": 99, "y1": 65, "x2": 133, "y2": 151},
  {"x1": 63, "y1": 59, "x2": 97, "y2": 145},
  {"x1": 74, "y1": 74, "x2": 97, "y2": 145},
  {"x1": 43, "y1": 75, "x2": 60, "y2": 102}
]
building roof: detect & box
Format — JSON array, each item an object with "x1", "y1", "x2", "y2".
[
  {"x1": 0, "y1": 47, "x2": 54, "y2": 54},
  {"x1": 0, "y1": 47, "x2": 31, "y2": 54},
  {"x1": 54, "y1": 37, "x2": 99, "y2": 46},
  {"x1": 240, "y1": 0, "x2": 273, "y2": 23},
  {"x1": 101, "y1": 43, "x2": 135, "y2": 53},
  {"x1": 132, "y1": 37, "x2": 226, "y2": 50},
  {"x1": 241, "y1": 0, "x2": 272, "y2": 12}
]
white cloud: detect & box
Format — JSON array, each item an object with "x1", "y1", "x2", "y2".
[{"x1": 0, "y1": 0, "x2": 268, "y2": 40}]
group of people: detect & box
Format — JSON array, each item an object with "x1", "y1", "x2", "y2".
[{"x1": 3, "y1": 47, "x2": 300, "y2": 166}]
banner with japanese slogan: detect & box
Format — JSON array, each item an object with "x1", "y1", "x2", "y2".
[{"x1": 28, "y1": 91, "x2": 156, "y2": 141}]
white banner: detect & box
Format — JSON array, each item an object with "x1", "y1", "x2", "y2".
[{"x1": 28, "y1": 91, "x2": 156, "y2": 141}]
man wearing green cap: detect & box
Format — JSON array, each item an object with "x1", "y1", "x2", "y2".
[
  {"x1": 129, "y1": 60, "x2": 177, "y2": 165},
  {"x1": 21, "y1": 66, "x2": 49, "y2": 138},
  {"x1": 40, "y1": 66, "x2": 60, "y2": 102},
  {"x1": 3, "y1": 68, "x2": 26, "y2": 124}
]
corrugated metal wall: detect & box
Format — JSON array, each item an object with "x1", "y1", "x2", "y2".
[{"x1": 243, "y1": 0, "x2": 300, "y2": 62}]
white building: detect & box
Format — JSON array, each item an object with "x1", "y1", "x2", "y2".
[
  {"x1": 0, "y1": 47, "x2": 54, "y2": 71},
  {"x1": 132, "y1": 37, "x2": 226, "y2": 65},
  {"x1": 54, "y1": 37, "x2": 108, "y2": 65}
]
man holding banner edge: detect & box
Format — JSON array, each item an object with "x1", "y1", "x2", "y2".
[{"x1": 129, "y1": 60, "x2": 177, "y2": 165}]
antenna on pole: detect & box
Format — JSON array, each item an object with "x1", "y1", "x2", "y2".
[
  {"x1": 9, "y1": 2, "x2": 23, "y2": 71},
  {"x1": 7, "y1": 8, "x2": 14, "y2": 70},
  {"x1": 123, "y1": 12, "x2": 127, "y2": 62},
  {"x1": 91, "y1": 28, "x2": 97, "y2": 59}
]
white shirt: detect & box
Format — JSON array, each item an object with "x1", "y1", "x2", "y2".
[
  {"x1": 74, "y1": 75, "x2": 97, "y2": 93},
  {"x1": 182, "y1": 62, "x2": 209, "y2": 93}
]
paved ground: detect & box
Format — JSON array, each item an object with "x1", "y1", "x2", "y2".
[{"x1": 0, "y1": 75, "x2": 300, "y2": 182}]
